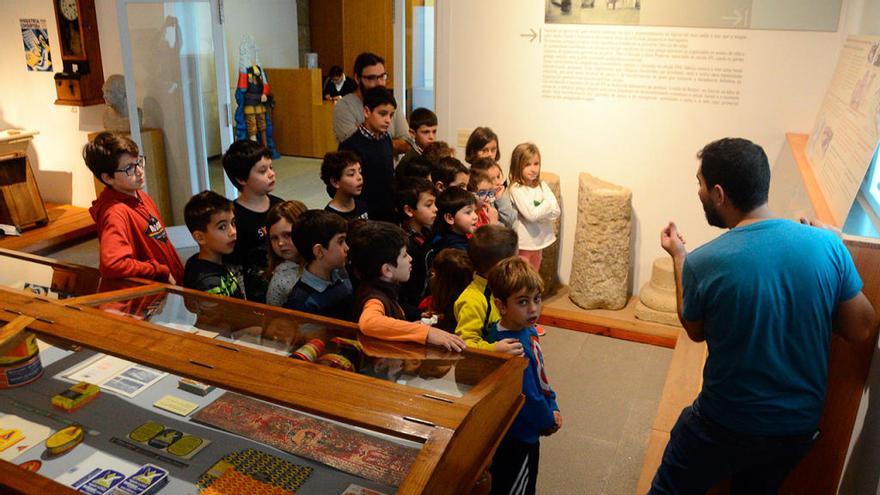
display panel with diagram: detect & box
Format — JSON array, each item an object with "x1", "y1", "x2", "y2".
[{"x1": 0, "y1": 281, "x2": 526, "y2": 494}]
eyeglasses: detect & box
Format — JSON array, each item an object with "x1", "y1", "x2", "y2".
[
  {"x1": 474, "y1": 189, "x2": 496, "y2": 200},
  {"x1": 360, "y1": 72, "x2": 388, "y2": 82},
  {"x1": 114, "y1": 156, "x2": 146, "y2": 177}
]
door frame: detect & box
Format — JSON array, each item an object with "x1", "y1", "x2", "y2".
[{"x1": 116, "y1": 0, "x2": 235, "y2": 199}]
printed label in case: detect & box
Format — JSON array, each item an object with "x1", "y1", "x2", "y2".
[
  {"x1": 77, "y1": 469, "x2": 125, "y2": 494},
  {"x1": 110, "y1": 464, "x2": 168, "y2": 495}
]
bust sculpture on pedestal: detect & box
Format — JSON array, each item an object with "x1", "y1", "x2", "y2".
[{"x1": 102, "y1": 74, "x2": 143, "y2": 132}]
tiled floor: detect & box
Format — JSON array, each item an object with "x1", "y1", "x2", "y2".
[{"x1": 536, "y1": 328, "x2": 671, "y2": 494}]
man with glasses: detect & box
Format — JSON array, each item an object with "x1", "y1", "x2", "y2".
[
  {"x1": 84, "y1": 132, "x2": 184, "y2": 288},
  {"x1": 333, "y1": 52, "x2": 410, "y2": 154}
]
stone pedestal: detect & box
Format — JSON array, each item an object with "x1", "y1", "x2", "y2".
[
  {"x1": 634, "y1": 257, "x2": 681, "y2": 326},
  {"x1": 538, "y1": 171, "x2": 562, "y2": 297},
  {"x1": 568, "y1": 173, "x2": 632, "y2": 310}
]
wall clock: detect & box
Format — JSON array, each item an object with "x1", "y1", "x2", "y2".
[{"x1": 52, "y1": 0, "x2": 104, "y2": 106}]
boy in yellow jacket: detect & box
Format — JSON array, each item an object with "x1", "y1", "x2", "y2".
[{"x1": 453, "y1": 224, "x2": 525, "y2": 356}]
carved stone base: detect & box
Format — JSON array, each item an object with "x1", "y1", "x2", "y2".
[
  {"x1": 635, "y1": 257, "x2": 680, "y2": 326},
  {"x1": 568, "y1": 173, "x2": 632, "y2": 310},
  {"x1": 634, "y1": 300, "x2": 681, "y2": 326}
]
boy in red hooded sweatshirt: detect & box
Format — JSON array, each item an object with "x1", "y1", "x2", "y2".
[{"x1": 85, "y1": 132, "x2": 183, "y2": 286}]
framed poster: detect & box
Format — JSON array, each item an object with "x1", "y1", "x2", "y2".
[{"x1": 20, "y1": 19, "x2": 53, "y2": 72}]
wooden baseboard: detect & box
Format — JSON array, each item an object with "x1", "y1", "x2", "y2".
[{"x1": 540, "y1": 287, "x2": 680, "y2": 348}]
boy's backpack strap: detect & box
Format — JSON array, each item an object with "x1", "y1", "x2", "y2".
[{"x1": 482, "y1": 284, "x2": 493, "y2": 333}]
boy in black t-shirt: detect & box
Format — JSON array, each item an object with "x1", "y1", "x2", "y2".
[
  {"x1": 182, "y1": 191, "x2": 245, "y2": 299},
  {"x1": 394, "y1": 176, "x2": 437, "y2": 319},
  {"x1": 221, "y1": 140, "x2": 283, "y2": 303},
  {"x1": 338, "y1": 87, "x2": 397, "y2": 222},
  {"x1": 320, "y1": 151, "x2": 369, "y2": 222}
]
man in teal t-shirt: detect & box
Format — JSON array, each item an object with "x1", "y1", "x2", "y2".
[{"x1": 650, "y1": 137, "x2": 876, "y2": 494}]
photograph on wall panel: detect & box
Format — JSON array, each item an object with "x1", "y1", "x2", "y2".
[{"x1": 544, "y1": 0, "x2": 842, "y2": 32}]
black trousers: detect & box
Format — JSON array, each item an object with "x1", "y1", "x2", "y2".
[
  {"x1": 650, "y1": 406, "x2": 818, "y2": 495},
  {"x1": 490, "y1": 436, "x2": 540, "y2": 495}
]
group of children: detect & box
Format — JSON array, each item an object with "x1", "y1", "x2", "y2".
[{"x1": 82, "y1": 98, "x2": 562, "y2": 493}]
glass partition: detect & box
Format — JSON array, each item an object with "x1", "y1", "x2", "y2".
[
  {"x1": 81, "y1": 287, "x2": 506, "y2": 397},
  {"x1": 0, "y1": 249, "x2": 137, "y2": 299}
]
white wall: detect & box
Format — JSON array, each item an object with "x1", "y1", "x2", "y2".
[
  {"x1": 0, "y1": 0, "x2": 297, "y2": 213},
  {"x1": 436, "y1": 1, "x2": 854, "y2": 291},
  {"x1": 0, "y1": 0, "x2": 123, "y2": 208}
]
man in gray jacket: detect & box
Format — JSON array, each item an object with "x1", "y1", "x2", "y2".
[{"x1": 333, "y1": 52, "x2": 410, "y2": 154}]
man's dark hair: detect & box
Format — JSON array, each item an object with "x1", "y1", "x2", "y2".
[
  {"x1": 184, "y1": 190, "x2": 233, "y2": 233},
  {"x1": 83, "y1": 131, "x2": 140, "y2": 185},
  {"x1": 468, "y1": 224, "x2": 518, "y2": 275},
  {"x1": 348, "y1": 221, "x2": 407, "y2": 281},
  {"x1": 409, "y1": 107, "x2": 438, "y2": 131},
  {"x1": 362, "y1": 87, "x2": 397, "y2": 111},
  {"x1": 698, "y1": 138, "x2": 770, "y2": 212},
  {"x1": 435, "y1": 186, "x2": 476, "y2": 234},
  {"x1": 222, "y1": 140, "x2": 272, "y2": 191},
  {"x1": 431, "y1": 157, "x2": 469, "y2": 189},
  {"x1": 328, "y1": 65, "x2": 344, "y2": 78},
  {"x1": 292, "y1": 210, "x2": 348, "y2": 263},
  {"x1": 395, "y1": 177, "x2": 435, "y2": 220},
  {"x1": 353, "y1": 52, "x2": 385, "y2": 78},
  {"x1": 395, "y1": 155, "x2": 432, "y2": 181},
  {"x1": 320, "y1": 151, "x2": 361, "y2": 198}
]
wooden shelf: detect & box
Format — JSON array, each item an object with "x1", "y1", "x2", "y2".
[
  {"x1": 265, "y1": 68, "x2": 336, "y2": 159},
  {"x1": 540, "y1": 286, "x2": 680, "y2": 348},
  {"x1": 0, "y1": 203, "x2": 94, "y2": 254}
]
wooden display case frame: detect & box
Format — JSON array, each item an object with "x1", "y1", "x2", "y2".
[{"x1": 0, "y1": 282, "x2": 527, "y2": 495}]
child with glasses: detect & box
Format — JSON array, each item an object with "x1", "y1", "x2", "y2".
[
  {"x1": 470, "y1": 157, "x2": 516, "y2": 228},
  {"x1": 468, "y1": 168, "x2": 499, "y2": 228},
  {"x1": 84, "y1": 131, "x2": 183, "y2": 288}
]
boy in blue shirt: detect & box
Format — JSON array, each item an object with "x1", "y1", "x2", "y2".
[
  {"x1": 284, "y1": 210, "x2": 353, "y2": 321},
  {"x1": 486, "y1": 256, "x2": 562, "y2": 495}
]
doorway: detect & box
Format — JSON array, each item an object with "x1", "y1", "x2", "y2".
[{"x1": 117, "y1": 0, "x2": 235, "y2": 228}]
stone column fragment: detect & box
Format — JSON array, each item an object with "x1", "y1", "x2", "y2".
[
  {"x1": 538, "y1": 171, "x2": 562, "y2": 297},
  {"x1": 568, "y1": 173, "x2": 632, "y2": 310}
]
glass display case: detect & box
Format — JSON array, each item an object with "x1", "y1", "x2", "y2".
[
  {"x1": 0, "y1": 281, "x2": 526, "y2": 494},
  {"x1": 0, "y1": 247, "x2": 142, "y2": 298}
]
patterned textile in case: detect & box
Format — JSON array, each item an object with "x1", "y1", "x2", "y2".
[{"x1": 192, "y1": 393, "x2": 418, "y2": 485}]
